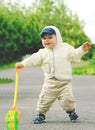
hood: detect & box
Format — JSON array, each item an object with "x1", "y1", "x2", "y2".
[{"x1": 41, "y1": 26, "x2": 63, "y2": 48}]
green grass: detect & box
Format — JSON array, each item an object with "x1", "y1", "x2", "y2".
[
  {"x1": 0, "y1": 62, "x2": 16, "y2": 84},
  {"x1": 0, "y1": 62, "x2": 16, "y2": 70},
  {"x1": 0, "y1": 78, "x2": 14, "y2": 84},
  {"x1": 72, "y1": 64, "x2": 95, "y2": 75}
]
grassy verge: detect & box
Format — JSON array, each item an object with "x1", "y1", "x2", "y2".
[
  {"x1": 72, "y1": 64, "x2": 95, "y2": 75},
  {"x1": 0, "y1": 62, "x2": 16, "y2": 70},
  {"x1": 0, "y1": 62, "x2": 16, "y2": 84},
  {"x1": 0, "y1": 78, "x2": 14, "y2": 84}
]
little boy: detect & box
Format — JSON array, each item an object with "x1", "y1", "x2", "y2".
[{"x1": 16, "y1": 26, "x2": 91, "y2": 123}]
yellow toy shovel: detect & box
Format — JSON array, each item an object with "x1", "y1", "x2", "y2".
[{"x1": 6, "y1": 68, "x2": 21, "y2": 130}]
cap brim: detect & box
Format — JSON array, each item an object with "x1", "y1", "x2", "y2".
[{"x1": 41, "y1": 28, "x2": 56, "y2": 37}]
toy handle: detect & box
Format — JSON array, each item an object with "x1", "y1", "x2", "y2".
[
  {"x1": 16, "y1": 67, "x2": 20, "y2": 73},
  {"x1": 12, "y1": 67, "x2": 19, "y2": 110}
]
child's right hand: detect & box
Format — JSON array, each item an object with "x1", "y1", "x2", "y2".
[{"x1": 15, "y1": 62, "x2": 24, "y2": 69}]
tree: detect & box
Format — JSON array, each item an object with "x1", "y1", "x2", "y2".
[
  {"x1": 0, "y1": 0, "x2": 93, "y2": 65},
  {"x1": 30, "y1": 0, "x2": 90, "y2": 47}
]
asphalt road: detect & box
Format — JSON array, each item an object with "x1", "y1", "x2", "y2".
[{"x1": 0, "y1": 67, "x2": 95, "y2": 130}]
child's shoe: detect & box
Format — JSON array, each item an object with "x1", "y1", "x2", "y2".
[
  {"x1": 69, "y1": 111, "x2": 78, "y2": 122},
  {"x1": 33, "y1": 113, "x2": 45, "y2": 124}
]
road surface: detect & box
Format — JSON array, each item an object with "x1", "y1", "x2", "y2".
[{"x1": 0, "y1": 67, "x2": 95, "y2": 130}]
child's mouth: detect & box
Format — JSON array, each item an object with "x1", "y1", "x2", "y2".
[{"x1": 45, "y1": 43, "x2": 50, "y2": 45}]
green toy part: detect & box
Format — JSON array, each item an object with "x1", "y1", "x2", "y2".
[{"x1": 6, "y1": 110, "x2": 19, "y2": 130}]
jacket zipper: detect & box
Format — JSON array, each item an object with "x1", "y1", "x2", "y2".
[{"x1": 52, "y1": 49, "x2": 55, "y2": 76}]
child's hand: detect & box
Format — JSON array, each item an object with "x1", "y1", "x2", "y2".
[
  {"x1": 82, "y1": 41, "x2": 92, "y2": 51},
  {"x1": 15, "y1": 62, "x2": 24, "y2": 69}
]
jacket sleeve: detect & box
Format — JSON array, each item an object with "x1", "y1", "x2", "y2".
[
  {"x1": 69, "y1": 45, "x2": 87, "y2": 62},
  {"x1": 21, "y1": 50, "x2": 42, "y2": 67}
]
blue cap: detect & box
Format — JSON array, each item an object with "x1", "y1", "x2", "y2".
[{"x1": 41, "y1": 28, "x2": 56, "y2": 37}]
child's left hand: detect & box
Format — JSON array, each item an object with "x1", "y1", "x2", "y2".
[{"x1": 82, "y1": 41, "x2": 92, "y2": 51}]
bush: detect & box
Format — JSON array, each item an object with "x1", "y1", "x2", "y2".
[
  {"x1": 89, "y1": 55, "x2": 95, "y2": 65},
  {"x1": 0, "y1": 0, "x2": 92, "y2": 65}
]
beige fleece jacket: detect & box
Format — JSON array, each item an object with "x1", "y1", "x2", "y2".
[{"x1": 21, "y1": 26, "x2": 87, "y2": 81}]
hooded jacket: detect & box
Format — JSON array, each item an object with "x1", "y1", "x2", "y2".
[{"x1": 21, "y1": 26, "x2": 87, "y2": 81}]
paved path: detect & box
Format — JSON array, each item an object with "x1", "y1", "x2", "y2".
[{"x1": 0, "y1": 67, "x2": 95, "y2": 130}]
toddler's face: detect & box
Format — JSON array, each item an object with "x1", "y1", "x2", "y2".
[{"x1": 42, "y1": 34, "x2": 56, "y2": 49}]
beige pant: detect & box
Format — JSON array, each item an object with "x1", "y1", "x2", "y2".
[{"x1": 36, "y1": 78, "x2": 76, "y2": 114}]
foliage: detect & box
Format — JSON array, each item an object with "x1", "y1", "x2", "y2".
[
  {"x1": 31, "y1": 0, "x2": 90, "y2": 46},
  {"x1": 89, "y1": 57, "x2": 95, "y2": 65},
  {"x1": 0, "y1": 0, "x2": 93, "y2": 65},
  {"x1": 89, "y1": 50, "x2": 95, "y2": 65}
]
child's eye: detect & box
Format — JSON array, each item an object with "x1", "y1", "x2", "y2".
[
  {"x1": 42, "y1": 37, "x2": 46, "y2": 40},
  {"x1": 49, "y1": 36, "x2": 53, "y2": 39}
]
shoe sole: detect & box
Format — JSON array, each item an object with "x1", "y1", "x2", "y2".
[
  {"x1": 71, "y1": 116, "x2": 78, "y2": 122},
  {"x1": 33, "y1": 120, "x2": 45, "y2": 124}
]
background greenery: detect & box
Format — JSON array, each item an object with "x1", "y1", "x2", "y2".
[{"x1": 0, "y1": 0, "x2": 95, "y2": 75}]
